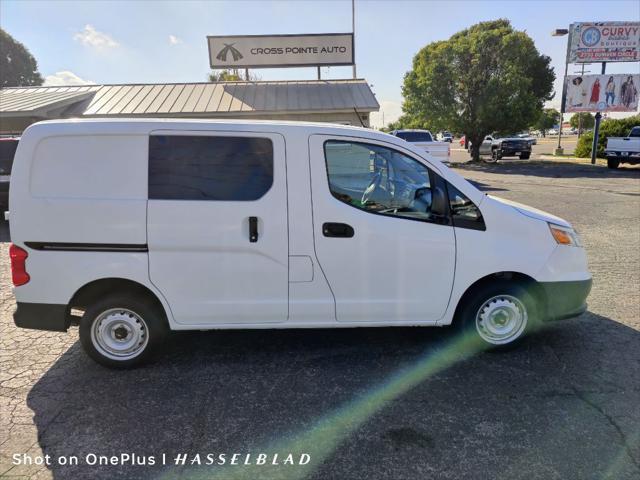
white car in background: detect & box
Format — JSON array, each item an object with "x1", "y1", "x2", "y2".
[
  {"x1": 437, "y1": 131, "x2": 453, "y2": 143},
  {"x1": 389, "y1": 129, "x2": 450, "y2": 161}
]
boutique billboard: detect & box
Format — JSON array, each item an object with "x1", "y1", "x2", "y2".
[{"x1": 568, "y1": 22, "x2": 640, "y2": 63}]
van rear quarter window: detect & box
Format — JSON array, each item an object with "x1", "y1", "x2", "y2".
[
  {"x1": 148, "y1": 135, "x2": 273, "y2": 201},
  {"x1": 30, "y1": 135, "x2": 147, "y2": 199}
]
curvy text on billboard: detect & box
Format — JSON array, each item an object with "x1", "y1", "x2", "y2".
[{"x1": 568, "y1": 22, "x2": 640, "y2": 63}]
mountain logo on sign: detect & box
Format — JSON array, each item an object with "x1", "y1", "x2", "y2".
[{"x1": 216, "y1": 43, "x2": 243, "y2": 62}]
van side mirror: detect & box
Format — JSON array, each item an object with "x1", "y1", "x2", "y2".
[{"x1": 431, "y1": 186, "x2": 447, "y2": 217}]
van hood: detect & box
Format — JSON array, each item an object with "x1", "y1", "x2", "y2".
[{"x1": 488, "y1": 195, "x2": 571, "y2": 228}]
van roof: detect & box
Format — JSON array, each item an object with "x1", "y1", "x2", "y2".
[
  {"x1": 21, "y1": 118, "x2": 448, "y2": 174},
  {"x1": 30, "y1": 117, "x2": 373, "y2": 133},
  {"x1": 25, "y1": 118, "x2": 403, "y2": 144}
]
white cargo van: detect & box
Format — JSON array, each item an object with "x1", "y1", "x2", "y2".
[{"x1": 8, "y1": 119, "x2": 591, "y2": 368}]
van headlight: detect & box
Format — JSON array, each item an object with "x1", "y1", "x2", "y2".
[{"x1": 548, "y1": 223, "x2": 582, "y2": 247}]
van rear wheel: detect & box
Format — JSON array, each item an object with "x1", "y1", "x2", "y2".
[
  {"x1": 456, "y1": 281, "x2": 538, "y2": 349},
  {"x1": 79, "y1": 294, "x2": 167, "y2": 369}
]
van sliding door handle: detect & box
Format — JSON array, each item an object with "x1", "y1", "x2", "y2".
[
  {"x1": 323, "y1": 222, "x2": 354, "y2": 238},
  {"x1": 249, "y1": 217, "x2": 258, "y2": 243}
]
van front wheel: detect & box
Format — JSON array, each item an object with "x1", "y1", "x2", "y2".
[
  {"x1": 79, "y1": 294, "x2": 167, "y2": 368},
  {"x1": 456, "y1": 282, "x2": 538, "y2": 349}
]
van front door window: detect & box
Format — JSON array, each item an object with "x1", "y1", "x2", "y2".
[{"x1": 324, "y1": 140, "x2": 436, "y2": 222}]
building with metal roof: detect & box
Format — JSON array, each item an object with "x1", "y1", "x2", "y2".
[{"x1": 0, "y1": 79, "x2": 379, "y2": 133}]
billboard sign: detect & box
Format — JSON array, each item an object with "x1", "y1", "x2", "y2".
[
  {"x1": 568, "y1": 22, "x2": 640, "y2": 63},
  {"x1": 565, "y1": 74, "x2": 639, "y2": 113},
  {"x1": 208, "y1": 33, "x2": 354, "y2": 68}
]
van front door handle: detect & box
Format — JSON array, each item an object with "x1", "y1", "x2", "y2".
[
  {"x1": 249, "y1": 216, "x2": 258, "y2": 243},
  {"x1": 323, "y1": 222, "x2": 354, "y2": 238}
]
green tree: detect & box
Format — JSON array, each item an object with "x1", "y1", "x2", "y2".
[
  {"x1": 207, "y1": 69, "x2": 260, "y2": 82},
  {"x1": 0, "y1": 29, "x2": 43, "y2": 87},
  {"x1": 569, "y1": 112, "x2": 595, "y2": 133},
  {"x1": 401, "y1": 19, "x2": 555, "y2": 161},
  {"x1": 532, "y1": 108, "x2": 560, "y2": 137}
]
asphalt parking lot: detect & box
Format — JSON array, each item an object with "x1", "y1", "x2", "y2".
[{"x1": 1, "y1": 160, "x2": 639, "y2": 480}]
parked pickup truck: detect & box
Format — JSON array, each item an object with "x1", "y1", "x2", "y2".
[
  {"x1": 389, "y1": 129, "x2": 450, "y2": 162},
  {"x1": 479, "y1": 135, "x2": 532, "y2": 162},
  {"x1": 605, "y1": 126, "x2": 640, "y2": 169}
]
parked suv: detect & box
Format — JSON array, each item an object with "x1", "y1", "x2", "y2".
[{"x1": 9, "y1": 119, "x2": 591, "y2": 368}]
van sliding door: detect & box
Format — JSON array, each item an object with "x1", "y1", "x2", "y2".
[{"x1": 146, "y1": 131, "x2": 288, "y2": 326}]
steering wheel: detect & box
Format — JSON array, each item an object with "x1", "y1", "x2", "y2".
[{"x1": 361, "y1": 171, "x2": 383, "y2": 206}]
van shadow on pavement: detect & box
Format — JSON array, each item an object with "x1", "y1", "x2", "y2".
[{"x1": 27, "y1": 312, "x2": 640, "y2": 480}]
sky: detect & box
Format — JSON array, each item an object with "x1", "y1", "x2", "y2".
[{"x1": 2, "y1": 0, "x2": 639, "y2": 128}]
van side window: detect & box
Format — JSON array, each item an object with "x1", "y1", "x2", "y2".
[
  {"x1": 324, "y1": 140, "x2": 438, "y2": 222},
  {"x1": 447, "y1": 183, "x2": 486, "y2": 231},
  {"x1": 148, "y1": 135, "x2": 273, "y2": 201}
]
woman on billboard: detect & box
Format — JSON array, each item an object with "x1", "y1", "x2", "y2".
[
  {"x1": 589, "y1": 79, "x2": 601, "y2": 106},
  {"x1": 568, "y1": 77, "x2": 587, "y2": 108},
  {"x1": 621, "y1": 76, "x2": 637, "y2": 109},
  {"x1": 605, "y1": 77, "x2": 616, "y2": 106}
]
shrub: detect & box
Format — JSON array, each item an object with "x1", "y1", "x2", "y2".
[{"x1": 574, "y1": 115, "x2": 640, "y2": 158}]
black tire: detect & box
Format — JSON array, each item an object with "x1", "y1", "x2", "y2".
[
  {"x1": 607, "y1": 158, "x2": 620, "y2": 169},
  {"x1": 487, "y1": 148, "x2": 500, "y2": 163},
  {"x1": 79, "y1": 293, "x2": 168, "y2": 369},
  {"x1": 520, "y1": 152, "x2": 531, "y2": 160},
  {"x1": 455, "y1": 280, "x2": 539, "y2": 351}
]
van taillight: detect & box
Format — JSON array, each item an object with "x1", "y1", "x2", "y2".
[{"x1": 9, "y1": 244, "x2": 30, "y2": 286}]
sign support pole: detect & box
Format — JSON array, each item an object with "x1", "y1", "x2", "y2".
[
  {"x1": 591, "y1": 62, "x2": 607, "y2": 165},
  {"x1": 556, "y1": 58, "x2": 569, "y2": 155},
  {"x1": 352, "y1": 0, "x2": 357, "y2": 79},
  {"x1": 556, "y1": 26, "x2": 573, "y2": 156}
]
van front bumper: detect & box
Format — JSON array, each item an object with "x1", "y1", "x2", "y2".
[
  {"x1": 540, "y1": 279, "x2": 592, "y2": 321},
  {"x1": 14, "y1": 302, "x2": 70, "y2": 332}
]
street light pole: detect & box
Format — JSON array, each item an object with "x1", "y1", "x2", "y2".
[
  {"x1": 556, "y1": 59, "x2": 568, "y2": 155},
  {"x1": 552, "y1": 28, "x2": 570, "y2": 156}
]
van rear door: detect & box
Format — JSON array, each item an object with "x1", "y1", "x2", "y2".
[{"x1": 147, "y1": 131, "x2": 288, "y2": 326}]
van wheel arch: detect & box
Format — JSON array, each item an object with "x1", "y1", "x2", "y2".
[
  {"x1": 68, "y1": 278, "x2": 168, "y2": 327},
  {"x1": 453, "y1": 272, "x2": 546, "y2": 325}
]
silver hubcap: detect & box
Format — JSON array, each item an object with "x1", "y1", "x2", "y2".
[
  {"x1": 475, "y1": 295, "x2": 527, "y2": 345},
  {"x1": 91, "y1": 308, "x2": 148, "y2": 360}
]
